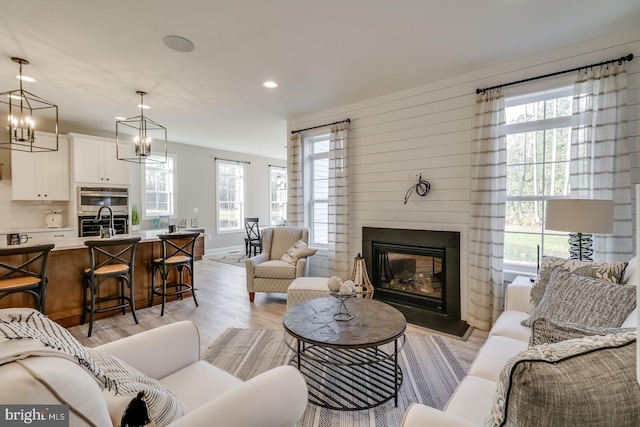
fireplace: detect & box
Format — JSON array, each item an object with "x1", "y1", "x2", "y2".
[{"x1": 363, "y1": 227, "x2": 468, "y2": 336}]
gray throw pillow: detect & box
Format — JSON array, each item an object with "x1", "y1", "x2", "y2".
[
  {"x1": 527, "y1": 256, "x2": 628, "y2": 313},
  {"x1": 521, "y1": 269, "x2": 636, "y2": 328},
  {"x1": 486, "y1": 331, "x2": 639, "y2": 427},
  {"x1": 529, "y1": 317, "x2": 634, "y2": 347}
]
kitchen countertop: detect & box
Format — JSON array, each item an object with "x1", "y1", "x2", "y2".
[
  {"x1": 0, "y1": 227, "x2": 75, "y2": 234},
  {"x1": 0, "y1": 229, "x2": 202, "y2": 251}
]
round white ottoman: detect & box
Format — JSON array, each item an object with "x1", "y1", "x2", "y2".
[{"x1": 287, "y1": 277, "x2": 330, "y2": 308}]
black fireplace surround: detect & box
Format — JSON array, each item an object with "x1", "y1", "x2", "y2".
[{"x1": 362, "y1": 227, "x2": 468, "y2": 336}]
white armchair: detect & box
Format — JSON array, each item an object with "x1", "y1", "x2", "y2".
[
  {"x1": 245, "y1": 226, "x2": 313, "y2": 302},
  {"x1": 0, "y1": 313, "x2": 308, "y2": 427}
]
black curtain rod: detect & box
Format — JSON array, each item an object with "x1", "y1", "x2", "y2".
[
  {"x1": 268, "y1": 164, "x2": 286, "y2": 169},
  {"x1": 476, "y1": 54, "x2": 634, "y2": 95},
  {"x1": 291, "y1": 118, "x2": 350, "y2": 135},
  {"x1": 214, "y1": 157, "x2": 250, "y2": 164}
]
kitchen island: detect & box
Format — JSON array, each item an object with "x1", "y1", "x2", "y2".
[{"x1": 0, "y1": 229, "x2": 205, "y2": 327}]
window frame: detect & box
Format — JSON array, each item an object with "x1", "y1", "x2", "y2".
[
  {"x1": 303, "y1": 131, "x2": 330, "y2": 248},
  {"x1": 141, "y1": 154, "x2": 177, "y2": 220},
  {"x1": 503, "y1": 83, "x2": 575, "y2": 280},
  {"x1": 269, "y1": 166, "x2": 287, "y2": 226},
  {"x1": 216, "y1": 160, "x2": 246, "y2": 234}
]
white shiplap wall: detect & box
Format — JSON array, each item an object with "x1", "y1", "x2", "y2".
[{"x1": 289, "y1": 27, "x2": 640, "y2": 320}]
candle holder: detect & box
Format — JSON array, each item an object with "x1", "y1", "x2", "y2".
[{"x1": 351, "y1": 253, "x2": 375, "y2": 299}]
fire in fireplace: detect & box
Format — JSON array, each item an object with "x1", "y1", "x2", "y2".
[
  {"x1": 363, "y1": 227, "x2": 468, "y2": 337},
  {"x1": 374, "y1": 243, "x2": 445, "y2": 312}
]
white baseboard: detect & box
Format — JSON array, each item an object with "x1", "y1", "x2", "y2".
[{"x1": 205, "y1": 245, "x2": 245, "y2": 257}]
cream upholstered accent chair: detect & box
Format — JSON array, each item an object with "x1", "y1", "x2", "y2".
[{"x1": 245, "y1": 226, "x2": 313, "y2": 302}]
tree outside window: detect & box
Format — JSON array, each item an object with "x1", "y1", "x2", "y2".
[{"x1": 504, "y1": 86, "x2": 573, "y2": 275}]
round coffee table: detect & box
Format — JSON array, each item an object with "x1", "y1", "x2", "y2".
[{"x1": 283, "y1": 296, "x2": 407, "y2": 411}]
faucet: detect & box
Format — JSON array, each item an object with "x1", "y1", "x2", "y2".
[{"x1": 96, "y1": 206, "x2": 115, "y2": 238}]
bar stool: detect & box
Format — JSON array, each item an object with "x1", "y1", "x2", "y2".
[
  {"x1": 0, "y1": 244, "x2": 55, "y2": 314},
  {"x1": 149, "y1": 232, "x2": 200, "y2": 316},
  {"x1": 81, "y1": 237, "x2": 141, "y2": 337}
]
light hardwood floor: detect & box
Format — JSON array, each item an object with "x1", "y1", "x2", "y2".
[{"x1": 67, "y1": 258, "x2": 487, "y2": 368}]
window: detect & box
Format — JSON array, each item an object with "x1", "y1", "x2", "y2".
[
  {"x1": 304, "y1": 133, "x2": 330, "y2": 246},
  {"x1": 217, "y1": 161, "x2": 245, "y2": 232},
  {"x1": 269, "y1": 166, "x2": 287, "y2": 225},
  {"x1": 143, "y1": 155, "x2": 176, "y2": 218},
  {"x1": 504, "y1": 86, "x2": 574, "y2": 275}
]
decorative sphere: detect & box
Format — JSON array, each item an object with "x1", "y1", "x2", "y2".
[
  {"x1": 343, "y1": 280, "x2": 357, "y2": 292},
  {"x1": 339, "y1": 283, "x2": 355, "y2": 295},
  {"x1": 327, "y1": 276, "x2": 343, "y2": 292}
]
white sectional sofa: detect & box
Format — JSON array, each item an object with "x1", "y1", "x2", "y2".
[
  {"x1": 0, "y1": 313, "x2": 308, "y2": 427},
  {"x1": 402, "y1": 259, "x2": 638, "y2": 427}
]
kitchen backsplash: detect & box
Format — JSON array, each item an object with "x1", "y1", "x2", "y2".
[{"x1": 0, "y1": 180, "x2": 71, "y2": 230}]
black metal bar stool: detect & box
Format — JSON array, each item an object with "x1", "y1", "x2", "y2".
[
  {"x1": 81, "y1": 237, "x2": 141, "y2": 337},
  {"x1": 149, "y1": 232, "x2": 200, "y2": 316},
  {"x1": 0, "y1": 244, "x2": 55, "y2": 314}
]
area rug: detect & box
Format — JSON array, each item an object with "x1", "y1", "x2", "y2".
[
  {"x1": 207, "y1": 251, "x2": 246, "y2": 268},
  {"x1": 202, "y1": 328, "x2": 467, "y2": 427}
]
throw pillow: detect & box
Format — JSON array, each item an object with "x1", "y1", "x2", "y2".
[
  {"x1": 528, "y1": 317, "x2": 634, "y2": 347},
  {"x1": 527, "y1": 256, "x2": 628, "y2": 313},
  {"x1": 521, "y1": 269, "x2": 636, "y2": 328},
  {"x1": 486, "y1": 331, "x2": 639, "y2": 427},
  {"x1": 88, "y1": 348, "x2": 187, "y2": 427},
  {"x1": 281, "y1": 240, "x2": 317, "y2": 265}
]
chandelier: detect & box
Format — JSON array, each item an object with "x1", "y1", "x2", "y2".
[
  {"x1": 0, "y1": 57, "x2": 59, "y2": 152},
  {"x1": 116, "y1": 91, "x2": 167, "y2": 164}
]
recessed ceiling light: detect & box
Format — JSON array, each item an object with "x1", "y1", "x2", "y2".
[
  {"x1": 16, "y1": 75, "x2": 35, "y2": 82},
  {"x1": 163, "y1": 35, "x2": 195, "y2": 53},
  {"x1": 137, "y1": 104, "x2": 150, "y2": 109},
  {"x1": 263, "y1": 81, "x2": 278, "y2": 88}
]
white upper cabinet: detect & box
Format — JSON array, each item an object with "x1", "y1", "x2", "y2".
[
  {"x1": 71, "y1": 134, "x2": 130, "y2": 185},
  {"x1": 11, "y1": 133, "x2": 70, "y2": 201}
]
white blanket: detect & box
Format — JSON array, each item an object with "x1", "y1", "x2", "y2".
[{"x1": 0, "y1": 308, "x2": 106, "y2": 385}]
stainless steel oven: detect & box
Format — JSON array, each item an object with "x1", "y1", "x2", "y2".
[
  {"x1": 77, "y1": 187, "x2": 129, "y2": 237},
  {"x1": 77, "y1": 186, "x2": 129, "y2": 215}
]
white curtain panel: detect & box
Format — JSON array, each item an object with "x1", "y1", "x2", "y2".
[
  {"x1": 570, "y1": 65, "x2": 632, "y2": 262},
  {"x1": 328, "y1": 123, "x2": 350, "y2": 277},
  {"x1": 468, "y1": 90, "x2": 507, "y2": 330},
  {"x1": 287, "y1": 133, "x2": 304, "y2": 226}
]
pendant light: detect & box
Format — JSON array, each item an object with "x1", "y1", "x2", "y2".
[
  {"x1": 116, "y1": 91, "x2": 167, "y2": 164},
  {"x1": 0, "y1": 57, "x2": 59, "y2": 152}
]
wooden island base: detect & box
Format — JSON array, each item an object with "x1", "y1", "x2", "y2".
[{"x1": 0, "y1": 238, "x2": 199, "y2": 328}]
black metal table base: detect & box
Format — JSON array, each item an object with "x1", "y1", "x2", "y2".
[{"x1": 287, "y1": 337, "x2": 405, "y2": 411}]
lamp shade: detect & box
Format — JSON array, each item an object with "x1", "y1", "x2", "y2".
[{"x1": 545, "y1": 199, "x2": 614, "y2": 234}]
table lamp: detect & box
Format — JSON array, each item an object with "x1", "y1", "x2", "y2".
[{"x1": 545, "y1": 199, "x2": 614, "y2": 261}]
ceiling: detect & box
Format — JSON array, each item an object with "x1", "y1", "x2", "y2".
[{"x1": 1, "y1": 1, "x2": 639, "y2": 160}]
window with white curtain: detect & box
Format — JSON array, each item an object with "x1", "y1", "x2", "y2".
[
  {"x1": 304, "y1": 133, "x2": 330, "y2": 246},
  {"x1": 269, "y1": 166, "x2": 287, "y2": 225},
  {"x1": 504, "y1": 85, "x2": 574, "y2": 276},
  {"x1": 142, "y1": 154, "x2": 176, "y2": 219},
  {"x1": 217, "y1": 161, "x2": 245, "y2": 232}
]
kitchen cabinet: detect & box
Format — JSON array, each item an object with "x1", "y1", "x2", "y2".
[
  {"x1": 71, "y1": 134, "x2": 130, "y2": 185},
  {"x1": 11, "y1": 134, "x2": 70, "y2": 201}
]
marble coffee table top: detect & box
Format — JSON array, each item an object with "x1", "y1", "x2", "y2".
[{"x1": 283, "y1": 297, "x2": 406, "y2": 348}]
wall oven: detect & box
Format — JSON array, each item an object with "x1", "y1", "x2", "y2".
[
  {"x1": 77, "y1": 187, "x2": 129, "y2": 237},
  {"x1": 79, "y1": 215, "x2": 128, "y2": 237}
]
